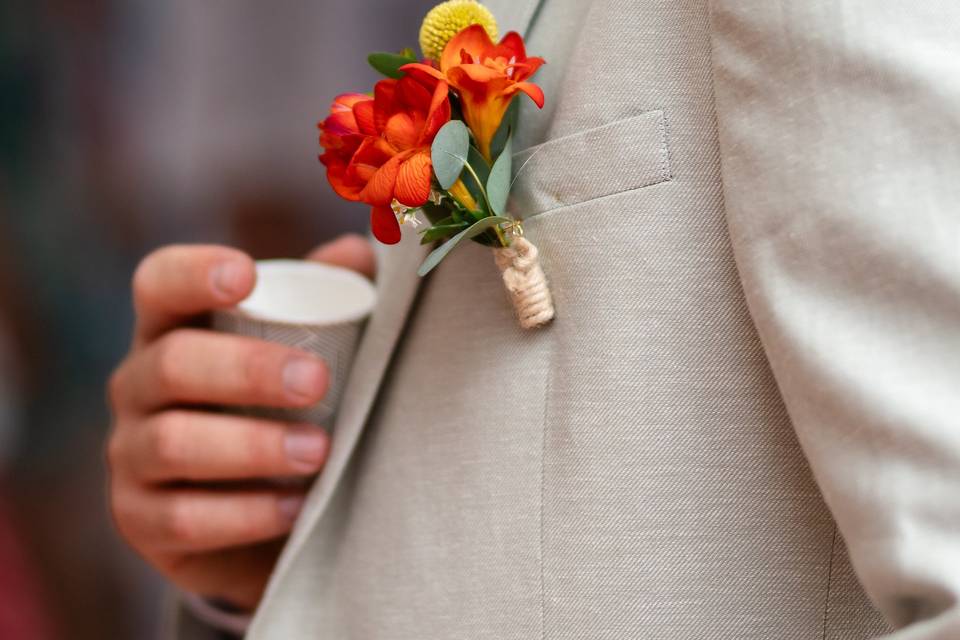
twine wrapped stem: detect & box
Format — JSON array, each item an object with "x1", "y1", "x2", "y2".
[{"x1": 493, "y1": 236, "x2": 554, "y2": 329}]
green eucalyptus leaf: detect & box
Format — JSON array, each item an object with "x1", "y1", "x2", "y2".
[
  {"x1": 419, "y1": 201, "x2": 450, "y2": 225},
  {"x1": 489, "y1": 98, "x2": 519, "y2": 160},
  {"x1": 420, "y1": 213, "x2": 457, "y2": 228},
  {"x1": 461, "y1": 146, "x2": 491, "y2": 210},
  {"x1": 486, "y1": 134, "x2": 513, "y2": 216},
  {"x1": 467, "y1": 146, "x2": 491, "y2": 184},
  {"x1": 367, "y1": 51, "x2": 416, "y2": 79},
  {"x1": 417, "y1": 216, "x2": 510, "y2": 276},
  {"x1": 431, "y1": 120, "x2": 470, "y2": 189},
  {"x1": 419, "y1": 222, "x2": 469, "y2": 244}
]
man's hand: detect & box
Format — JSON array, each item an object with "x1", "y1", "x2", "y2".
[{"x1": 107, "y1": 235, "x2": 375, "y2": 609}]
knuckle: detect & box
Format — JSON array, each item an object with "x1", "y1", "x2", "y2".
[
  {"x1": 260, "y1": 496, "x2": 290, "y2": 536},
  {"x1": 242, "y1": 343, "x2": 281, "y2": 396},
  {"x1": 244, "y1": 429, "x2": 283, "y2": 472},
  {"x1": 153, "y1": 332, "x2": 187, "y2": 394},
  {"x1": 233, "y1": 510, "x2": 267, "y2": 543},
  {"x1": 149, "y1": 412, "x2": 188, "y2": 471},
  {"x1": 163, "y1": 497, "x2": 199, "y2": 545}
]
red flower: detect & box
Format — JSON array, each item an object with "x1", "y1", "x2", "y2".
[
  {"x1": 318, "y1": 75, "x2": 451, "y2": 244},
  {"x1": 403, "y1": 24, "x2": 544, "y2": 161}
]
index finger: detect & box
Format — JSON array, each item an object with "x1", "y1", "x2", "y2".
[
  {"x1": 132, "y1": 244, "x2": 255, "y2": 346},
  {"x1": 306, "y1": 234, "x2": 377, "y2": 280}
]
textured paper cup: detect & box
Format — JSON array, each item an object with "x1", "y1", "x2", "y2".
[{"x1": 211, "y1": 259, "x2": 376, "y2": 428}]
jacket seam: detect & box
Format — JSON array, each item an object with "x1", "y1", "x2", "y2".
[
  {"x1": 539, "y1": 352, "x2": 552, "y2": 640},
  {"x1": 821, "y1": 523, "x2": 839, "y2": 640}
]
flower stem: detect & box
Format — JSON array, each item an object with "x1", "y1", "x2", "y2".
[
  {"x1": 460, "y1": 161, "x2": 508, "y2": 247},
  {"x1": 461, "y1": 161, "x2": 489, "y2": 209}
]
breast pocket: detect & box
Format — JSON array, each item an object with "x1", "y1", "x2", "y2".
[{"x1": 509, "y1": 110, "x2": 673, "y2": 219}]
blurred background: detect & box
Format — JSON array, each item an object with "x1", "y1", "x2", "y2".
[{"x1": 0, "y1": 1, "x2": 432, "y2": 637}]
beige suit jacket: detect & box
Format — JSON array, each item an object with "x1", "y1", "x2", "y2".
[{"x1": 173, "y1": 0, "x2": 960, "y2": 637}]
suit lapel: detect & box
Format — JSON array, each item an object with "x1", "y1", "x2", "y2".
[
  {"x1": 255, "y1": 0, "x2": 547, "y2": 618},
  {"x1": 257, "y1": 229, "x2": 429, "y2": 607},
  {"x1": 487, "y1": 0, "x2": 543, "y2": 35}
]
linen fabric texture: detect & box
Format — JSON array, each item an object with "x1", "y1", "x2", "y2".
[{"x1": 173, "y1": 1, "x2": 960, "y2": 638}]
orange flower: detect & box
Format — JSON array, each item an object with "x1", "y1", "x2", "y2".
[
  {"x1": 403, "y1": 24, "x2": 544, "y2": 161},
  {"x1": 318, "y1": 74, "x2": 451, "y2": 244},
  {"x1": 318, "y1": 93, "x2": 371, "y2": 201}
]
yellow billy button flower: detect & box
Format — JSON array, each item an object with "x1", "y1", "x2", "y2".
[{"x1": 419, "y1": 0, "x2": 498, "y2": 62}]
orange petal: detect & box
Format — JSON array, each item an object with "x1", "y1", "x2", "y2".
[
  {"x1": 332, "y1": 93, "x2": 371, "y2": 112},
  {"x1": 456, "y1": 90, "x2": 511, "y2": 161},
  {"x1": 352, "y1": 100, "x2": 377, "y2": 136},
  {"x1": 419, "y1": 80, "x2": 451, "y2": 144},
  {"x1": 394, "y1": 150, "x2": 432, "y2": 207},
  {"x1": 373, "y1": 79, "x2": 399, "y2": 132},
  {"x1": 512, "y1": 56, "x2": 545, "y2": 82},
  {"x1": 350, "y1": 162, "x2": 378, "y2": 183},
  {"x1": 371, "y1": 206, "x2": 401, "y2": 244},
  {"x1": 349, "y1": 138, "x2": 393, "y2": 183},
  {"x1": 351, "y1": 137, "x2": 395, "y2": 168},
  {"x1": 446, "y1": 66, "x2": 491, "y2": 105},
  {"x1": 491, "y1": 31, "x2": 527, "y2": 62},
  {"x1": 320, "y1": 128, "x2": 362, "y2": 157},
  {"x1": 440, "y1": 24, "x2": 495, "y2": 73},
  {"x1": 360, "y1": 150, "x2": 412, "y2": 206},
  {"x1": 325, "y1": 160, "x2": 363, "y2": 201},
  {"x1": 451, "y1": 62, "x2": 503, "y2": 84},
  {"x1": 385, "y1": 112, "x2": 419, "y2": 150},
  {"x1": 322, "y1": 110, "x2": 358, "y2": 136},
  {"x1": 396, "y1": 75, "x2": 433, "y2": 112},
  {"x1": 400, "y1": 62, "x2": 447, "y2": 84},
  {"x1": 507, "y1": 81, "x2": 545, "y2": 108}
]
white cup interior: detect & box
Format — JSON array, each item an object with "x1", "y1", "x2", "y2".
[{"x1": 235, "y1": 260, "x2": 377, "y2": 326}]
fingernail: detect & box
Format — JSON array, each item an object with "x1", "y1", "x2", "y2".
[
  {"x1": 282, "y1": 358, "x2": 325, "y2": 401},
  {"x1": 211, "y1": 261, "x2": 247, "y2": 300},
  {"x1": 278, "y1": 495, "x2": 305, "y2": 524},
  {"x1": 285, "y1": 425, "x2": 328, "y2": 471}
]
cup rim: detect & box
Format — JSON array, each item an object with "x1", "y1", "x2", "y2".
[{"x1": 224, "y1": 259, "x2": 377, "y2": 327}]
